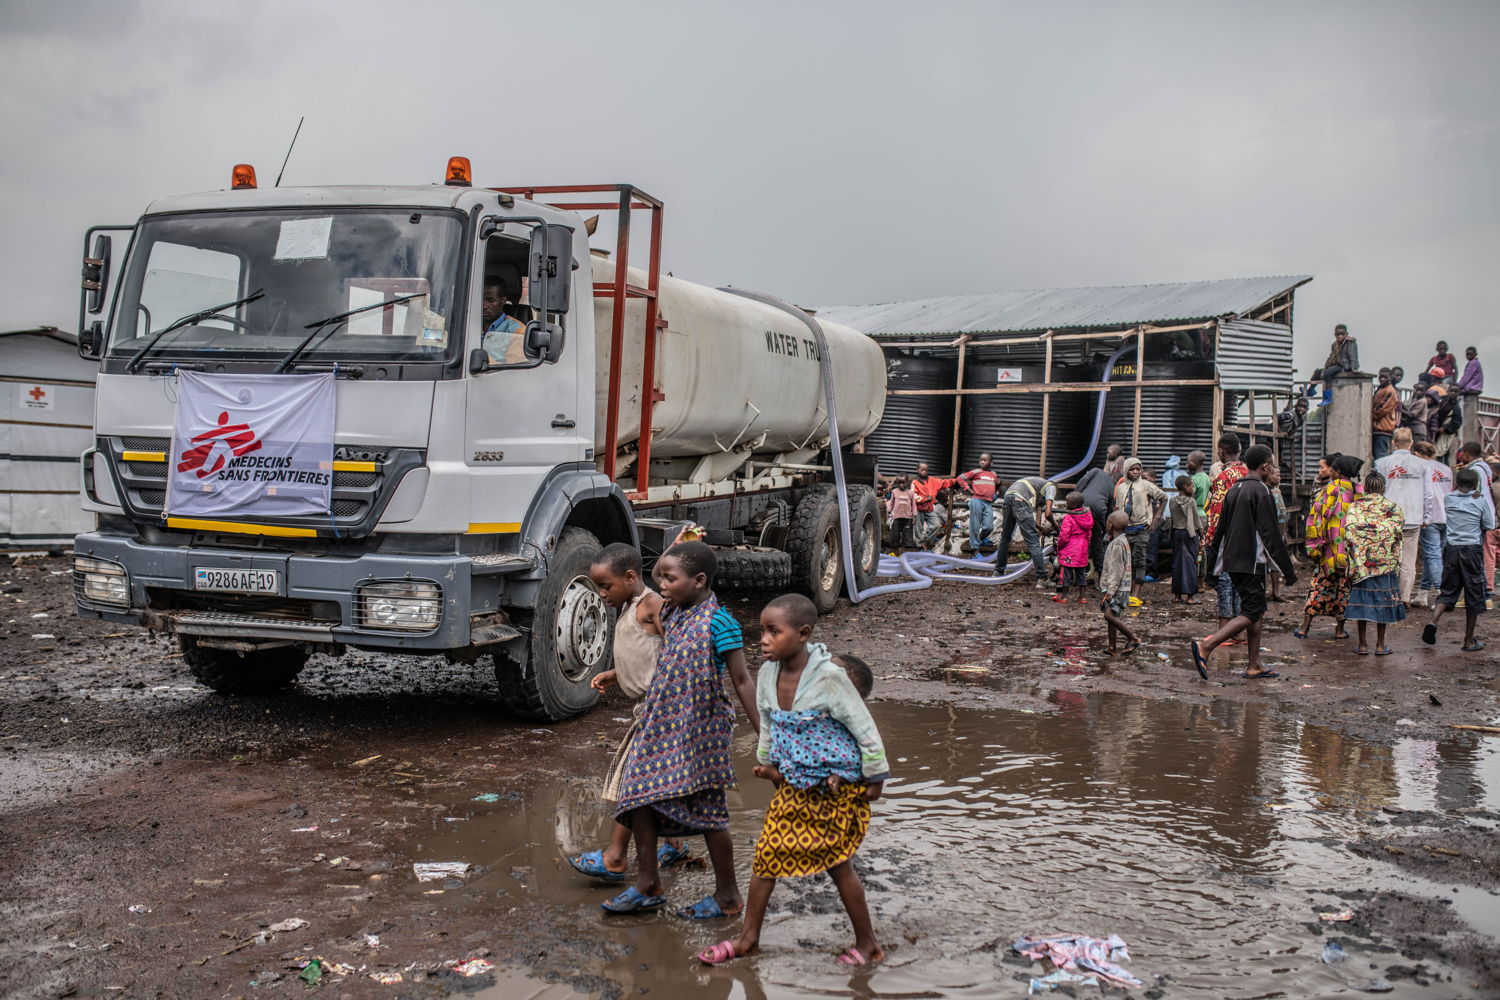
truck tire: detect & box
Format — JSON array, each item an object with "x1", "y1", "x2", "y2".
[
  {"x1": 493, "y1": 527, "x2": 611, "y2": 722},
  {"x1": 179, "y1": 636, "x2": 308, "y2": 694},
  {"x1": 845, "y1": 484, "x2": 881, "y2": 595},
  {"x1": 786, "y1": 485, "x2": 844, "y2": 613},
  {"x1": 715, "y1": 546, "x2": 793, "y2": 593}
]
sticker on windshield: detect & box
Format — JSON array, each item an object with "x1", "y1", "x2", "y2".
[
  {"x1": 417, "y1": 309, "x2": 448, "y2": 349},
  {"x1": 274, "y1": 217, "x2": 333, "y2": 260}
]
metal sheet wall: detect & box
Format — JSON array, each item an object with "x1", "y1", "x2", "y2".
[
  {"x1": 958, "y1": 364, "x2": 1093, "y2": 480},
  {"x1": 863, "y1": 352, "x2": 956, "y2": 477},
  {"x1": 1217, "y1": 319, "x2": 1294, "y2": 391},
  {"x1": 1099, "y1": 360, "x2": 1217, "y2": 475}
]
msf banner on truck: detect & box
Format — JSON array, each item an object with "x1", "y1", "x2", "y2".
[{"x1": 166, "y1": 372, "x2": 335, "y2": 519}]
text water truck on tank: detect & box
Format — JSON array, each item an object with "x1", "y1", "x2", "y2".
[{"x1": 72, "y1": 161, "x2": 886, "y2": 720}]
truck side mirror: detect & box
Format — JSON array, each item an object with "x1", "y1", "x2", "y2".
[
  {"x1": 528, "y1": 224, "x2": 573, "y2": 315},
  {"x1": 468, "y1": 347, "x2": 491, "y2": 374},
  {"x1": 83, "y1": 233, "x2": 111, "y2": 314},
  {"x1": 78, "y1": 321, "x2": 104, "y2": 360},
  {"x1": 525, "y1": 320, "x2": 565, "y2": 364}
]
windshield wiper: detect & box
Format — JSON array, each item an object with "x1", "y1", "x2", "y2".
[
  {"x1": 274, "y1": 293, "x2": 427, "y2": 374},
  {"x1": 126, "y1": 290, "x2": 265, "y2": 373}
]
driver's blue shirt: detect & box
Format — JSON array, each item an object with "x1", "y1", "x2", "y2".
[{"x1": 483, "y1": 314, "x2": 524, "y2": 363}]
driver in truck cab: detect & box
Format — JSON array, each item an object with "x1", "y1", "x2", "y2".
[{"x1": 481, "y1": 274, "x2": 526, "y2": 363}]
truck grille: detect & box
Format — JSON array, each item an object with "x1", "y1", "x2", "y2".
[{"x1": 103, "y1": 436, "x2": 420, "y2": 538}]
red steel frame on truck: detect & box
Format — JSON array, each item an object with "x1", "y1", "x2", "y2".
[{"x1": 494, "y1": 184, "x2": 664, "y2": 501}]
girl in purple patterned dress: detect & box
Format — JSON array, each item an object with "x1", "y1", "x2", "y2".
[{"x1": 603, "y1": 541, "x2": 760, "y2": 917}]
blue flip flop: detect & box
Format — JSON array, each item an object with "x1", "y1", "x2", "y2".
[
  {"x1": 677, "y1": 894, "x2": 744, "y2": 920},
  {"x1": 1242, "y1": 670, "x2": 1280, "y2": 679},
  {"x1": 601, "y1": 886, "x2": 667, "y2": 913},
  {"x1": 1191, "y1": 639, "x2": 1209, "y2": 680},
  {"x1": 658, "y1": 841, "x2": 691, "y2": 868},
  {"x1": 568, "y1": 849, "x2": 625, "y2": 883}
]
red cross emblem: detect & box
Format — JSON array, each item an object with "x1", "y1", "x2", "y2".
[{"x1": 28, "y1": 386, "x2": 45, "y2": 402}]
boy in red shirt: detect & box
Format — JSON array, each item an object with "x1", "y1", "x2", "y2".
[{"x1": 956, "y1": 453, "x2": 999, "y2": 553}]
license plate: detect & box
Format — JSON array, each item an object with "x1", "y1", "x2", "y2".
[{"x1": 194, "y1": 568, "x2": 280, "y2": 594}]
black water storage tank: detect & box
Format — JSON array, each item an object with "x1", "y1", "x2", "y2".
[
  {"x1": 1098, "y1": 359, "x2": 1216, "y2": 473},
  {"x1": 958, "y1": 364, "x2": 1094, "y2": 481},
  {"x1": 863, "y1": 352, "x2": 957, "y2": 478}
]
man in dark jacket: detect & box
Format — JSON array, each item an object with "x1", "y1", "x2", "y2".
[
  {"x1": 1076, "y1": 466, "x2": 1113, "y2": 577},
  {"x1": 1192, "y1": 444, "x2": 1297, "y2": 680}
]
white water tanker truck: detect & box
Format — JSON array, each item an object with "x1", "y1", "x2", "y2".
[{"x1": 70, "y1": 164, "x2": 886, "y2": 720}]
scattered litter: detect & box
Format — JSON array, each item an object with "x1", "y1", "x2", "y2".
[
  {"x1": 328, "y1": 856, "x2": 350, "y2": 866},
  {"x1": 472, "y1": 793, "x2": 501, "y2": 803},
  {"x1": 291, "y1": 826, "x2": 319, "y2": 833},
  {"x1": 452, "y1": 957, "x2": 494, "y2": 977},
  {"x1": 423, "y1": 889, "x2": 445, "y2": 895},
  {"x1": 1156, "y1": 652, "x2": 1170, "y2": 661},
  {"x1": 1267, "y1": 803, "x2": 1297, "y2": 811},
  {"x1": 30, "y1": 612, "x2": 49, "y2": 618},
  {"x1": 1013, "y1": 934, "x2": 1142, "y2": 988},
  {"x1": 1384, "y1": 845, "x2": 1405, "y2": 856},
  {"x1": 369, "y1": 971, "x2": 404, "y2": 984},
  {"x1": 414, "y1": 862, "x2": 472, "y2": 881},
  {"x1": 1318, "y1": 909, "x2": 1355, "y2": 921},
  {"x1": 364, "y1": 934, "x2": 381, "y2": 949},
  {"x1": 1321, "y1": 940, "x2": 1393, "y2": 991},
  {"x1": 298, "y1": 958, "x2": 324, "y2": 986},
  {"x1": 352, "y1": 754, "x2": 383, "y2": 766},
  {"x1": 1030, "y1": 969, "x2": 1101, "y2": 994},
  {"x1": 267, "y1": 918, "x2": 309, "y2": 933},
  {"x1": 612, "y1": 717, "x2": 631, "y2": 723},
  {"x1": 127, "y1": 904, "x2": 151, "y2": 914},
  {"x1": 444, "y1": 816, "x2": 468, "y2": 822},
  {"x1": 248, "y1": 971, "x2": 283, "y2": 986},
  {"x1": 326, "y1": 962, "x2": 356, "y2": 976},
  {"x1": 31, "y1": 634, "x2": 55, "y2": 640}
]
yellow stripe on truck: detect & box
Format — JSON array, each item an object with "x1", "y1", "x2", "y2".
[
  {"x1": 325, "y1": 460, "x2": 377, "y2": 473},
  {"x1": 166, "y1": 517, "x2": 318, "y2": 538},
  {"x1": 121, "y1": 450, "x2": 166, "y2": 462},
  {"x1": 466, "y1": 522, "x2": 522, "y2": 534}
]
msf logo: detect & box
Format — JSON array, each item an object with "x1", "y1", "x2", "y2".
[{"x1": 177, "y1": 411, "x2": 262, "y2": 478}]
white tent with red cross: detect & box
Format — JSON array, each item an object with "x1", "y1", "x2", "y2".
[{"x1": 1, "y1": 328, "x2": 96, "y2": 549}]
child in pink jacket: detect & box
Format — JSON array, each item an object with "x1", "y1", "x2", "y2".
[{"x1": 1054, "y1": 492, "x2": 1094, "y2": 603}]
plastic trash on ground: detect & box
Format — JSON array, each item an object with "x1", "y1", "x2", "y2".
[
  {"x1": 1013, "y1": 934, "x2": 1143, "y2": 989},
  {"x1": 452, "y1": 957, "x2": 494, "y2": 977},
  {"x1": 369, "y1": 971, "x2": 404, "y2": 983},
  {"x1": 298, "y1": 959, "x2": 324, "y2": 985},
  {"x1": 1322, "y1": 940, "x2": 1394, "y2": 992},
  {"x1": 267, "y1": 917, "x2": 309, "y2": 933},
  {"x1": 414, "y1": 861, "x2": 473, "y2": 881}
]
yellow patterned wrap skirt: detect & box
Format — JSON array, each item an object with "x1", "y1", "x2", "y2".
[{"x1": 752, "y1": 781, "x2": 870, "y2": 879}]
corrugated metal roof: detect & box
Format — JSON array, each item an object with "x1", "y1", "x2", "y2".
[{"x1": 815, "y1": 275, "x2": 1312, "y2": 338}]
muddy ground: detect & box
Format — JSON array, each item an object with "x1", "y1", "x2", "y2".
[{"x1": 2, "y1": 553, "x2": 1499, "y2": 999}]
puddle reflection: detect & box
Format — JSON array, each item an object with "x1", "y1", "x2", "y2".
[{"x1": 385, "y1": 693, "x2": 1497, "y2": 998}]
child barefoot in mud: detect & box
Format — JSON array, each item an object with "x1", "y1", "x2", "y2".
[
  {"x1": 604, "y1": 541, "x2": 760, "y2": 918},
  {"x1": 1099, "y1": 511, "x2": 1141, "y2": 655},
  {"x1": 699, "y1": 595, "x2": 889, "y2": 968},
  {"x1": 566, "y1": 544, "x2": 691, "y2": 882}
]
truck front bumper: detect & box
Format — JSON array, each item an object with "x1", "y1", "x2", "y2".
[{"x1": 73, "y1": 531, "x2": 498, "y2": 652}]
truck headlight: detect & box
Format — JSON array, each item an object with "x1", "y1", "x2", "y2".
[
  {"x1": 74, "y1": 555, "x2": 130, "y2": 608},
  {"x1": 355, "y1": 580, "x2": 441, "y2": 632}
]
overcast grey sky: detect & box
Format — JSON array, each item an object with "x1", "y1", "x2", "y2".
[{"x1": 3, "y1": 0, "x2": 1497, "y2": 380}]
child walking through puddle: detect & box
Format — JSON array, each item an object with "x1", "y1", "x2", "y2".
[
  {"x1": 566, "y1": 543, "x2": 691, "y2": 883},
  {"x1": 604, "y1": 541, "x2": 760, "y2": 918},
  {"x1": 699, "y1": 594, "x2": 889, "y2": 968},
  {"x1": 1099, "y1": 511, "x2": 1141, "y2": 655}
]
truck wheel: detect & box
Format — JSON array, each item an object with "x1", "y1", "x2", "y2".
[
  {"x1": 493, "y1": 527, "x2": 611, "y2": 722},
  {"x1": 845, "y1": 485, "x2": 881, "y2": 595},
  {"x1": 179, "y1": 636, "x2": 308, "y2": 694},
  {"x1": 787, "y1": 485, "x2": 844, "y2": 613},
  {"x1": 715, "y1": 546, "x2": 793, "y2": 592}
]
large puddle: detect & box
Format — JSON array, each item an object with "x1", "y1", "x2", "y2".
[{"x1": 359, "y1": 693, "x2": 1500, "y2": 998}]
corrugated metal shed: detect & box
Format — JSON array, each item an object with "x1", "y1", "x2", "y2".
[
  {"x1": 816, "y1": 275, "x2": 1312, "y2": 338},
  {"x1": 1216, "y1": 318, "x2": 1294, "y2": 391}
]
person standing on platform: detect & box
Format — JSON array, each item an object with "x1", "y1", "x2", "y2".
[
  {"x1": 1458, "y1": 346, "x2": 1484, "y2": 396},
  {"x1": 1375, "y1": 428, "x2": 1429, "y2": 605},
  {"x1": 956, "y1": 453, "x2": 999, "y2": 554},
  {"x1": 1371, "y1": 367, "x2": 1400, "y2": 462}
]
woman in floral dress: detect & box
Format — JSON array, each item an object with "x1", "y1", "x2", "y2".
[
  {"x1": 1343, "y1": 470, "x2": 1407, "y2": 655},
  {"x1": 1295, "y1": 454, "x2": 1360, "y2": 639}
]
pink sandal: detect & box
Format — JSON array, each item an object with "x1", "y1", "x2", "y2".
[
  {"x1": 836, "y1": 947, "x2": 869, "y2": 966},
  {"x1": 698, "y1": 940, "x2": 740, "y2": 965}
]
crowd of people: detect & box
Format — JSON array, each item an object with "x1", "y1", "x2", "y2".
[{"x1": 880, "y1": 426, "x2": 1500, "y2": 670}]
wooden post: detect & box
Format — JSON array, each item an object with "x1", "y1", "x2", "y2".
[
  {"x1": 1247, "y1": 390, "x2": 1256, "y2": 447},
  {"x1": 1039, "y1": 332, "x2": 1054, "y2": 476},
  {"x1": 1212, "y1": 382, "x2": 1224, "y2": 459},
  {"x1": 1132, "y1": 326, "x2": 1145, "y2": 456},
  {"x1": 949, "y1": 336, "x2": 968, "y2": 476}
]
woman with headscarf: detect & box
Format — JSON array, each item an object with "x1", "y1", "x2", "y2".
[
  {"x1": 1294, "y1": 454, "x2": 1360, "y2": 639},
  {"x1": 1343, "y1": 470, "x2": 1408, "y2": 655}
]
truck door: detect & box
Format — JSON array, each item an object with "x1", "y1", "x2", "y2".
[{"x1": 463, "y1": 229, "x2": 590, "y2": 532}]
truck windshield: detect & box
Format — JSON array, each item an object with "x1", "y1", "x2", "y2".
[{"x1": 107, "y1": 208, "x2": 464, "y2": 364}]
